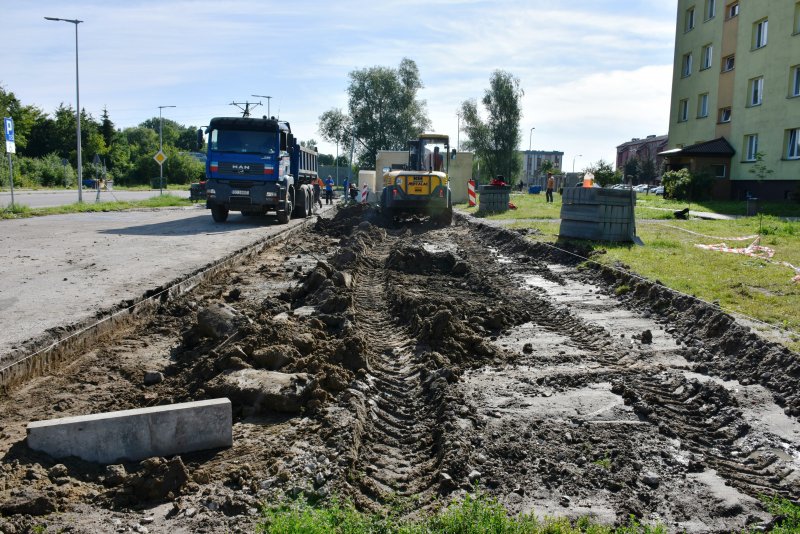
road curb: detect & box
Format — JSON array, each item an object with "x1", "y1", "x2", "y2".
[{"x1": 0, "y1": 208, "x2": 334, "y2": 392}]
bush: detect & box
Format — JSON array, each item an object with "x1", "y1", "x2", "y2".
[{"x1": 661, "y1": 168, "x2": 713, "y2": 201}]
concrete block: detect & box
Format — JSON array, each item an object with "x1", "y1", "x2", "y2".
[{"x1": 26, "y1": 398, "x2": 232, "y2": 464}]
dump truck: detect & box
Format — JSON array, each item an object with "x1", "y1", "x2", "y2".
[
  {"x1": 380, "y1": 133, "x2": 453, "y2": 224},
  {"x1": 200, "y1": 116, "x2": 317, "y2": 224}
]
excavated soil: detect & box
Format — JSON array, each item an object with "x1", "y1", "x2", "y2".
[{"x1": 0, "y1": 206, "x2": 799, "y2": 533}]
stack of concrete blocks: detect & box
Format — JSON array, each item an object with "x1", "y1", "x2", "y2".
[{"x1": 559, "y1": 187, "x2": 637, "y2": 242}]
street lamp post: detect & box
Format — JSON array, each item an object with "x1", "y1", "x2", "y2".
[
  {"x1": 158, "y1": 105, "x2": 176, "y2": 195},
  {"x1": 456, "y1": 111, "x2": 461, "y2": 152},
  {"x1": 572, "y1": 154, "x2": 583, "y2": 173},
  {"x1": 45, "y1": 16, "x2": 83, "y2": 202},
  {"x1": 252, "y1": 95, "x2": 272, "y2": 118},
  {"x1": 528, "y1": 127, "x2": 535, "y2": 186}
]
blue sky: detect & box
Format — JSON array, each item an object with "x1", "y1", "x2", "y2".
[{"x1": 3, "y1": 0, "x2": 678, "y2": 169}]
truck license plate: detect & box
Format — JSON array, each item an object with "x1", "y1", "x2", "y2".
[{"x1": 232, "y1": 189, "x2": 249, "y2": 196}]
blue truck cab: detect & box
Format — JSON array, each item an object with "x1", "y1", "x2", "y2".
[{"x1": 201, "y1": 116, "x2": 317, "y2": 224}]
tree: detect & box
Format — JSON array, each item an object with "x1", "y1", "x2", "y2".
[
  {"x1": 585, "y1": 160, "x2": 620, "y2": 187},
  {"x1": 101, "y1": 107, "x2": 115, "y2": 149},
  {"x1": 623, "y1": 157, "x2": 640, "y2": 184},
  {"x1": 318, "y1": 58, "x2": 430, "y2": 169},
  {"x1": 459, "y1": 70, "x2": 524, "y2": 183},
  {"x1": 748, "y1": 152, "x2": 774, "y2": 196}
]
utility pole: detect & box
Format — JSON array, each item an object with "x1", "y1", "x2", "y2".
[
  {"x1": 572, "y1": 154, "x2": 582, "y2": 173},
  {"x1": 456, "y1": 111, "x2": 461, "y2": 151},
  {"x1": 252, "y1": 95, "x2": 272, "y2": 118},
  {"x1": 158, "y1": 105, "x2": 176, "y2": 195},
  {"x1": 45, "y1": 16, "x2": 83, "y2": 202}
]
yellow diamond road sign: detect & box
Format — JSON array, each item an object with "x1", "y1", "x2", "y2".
[{"x1": 154, "y1": 150, "x2": 167, "y2": 165}]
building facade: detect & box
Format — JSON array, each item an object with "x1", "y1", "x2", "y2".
[
  {"x1": 665, "y1": 0, "x2": 800, "y2": 200},
  {"x1": 616, "y1": 135, "x2": 669, "y2": 181},
  {"x1": 520, "y1": 150, "x2": 564, "y2": 187}
]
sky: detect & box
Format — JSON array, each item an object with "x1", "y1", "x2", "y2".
[{"x1": 2, "y1": 0, "x2": 678, "y2": 170}]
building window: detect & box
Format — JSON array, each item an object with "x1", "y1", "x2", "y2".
[
  {"x1": 722, "y1": 55, "x2": 735, "y2": 72},
  {"x1": 679, "y1": 99, "x2": 689, "y2": 122},
  {"x1": 788, "y1": 128, "x2": 800, "y2": 159},
  {"x1": 791, "y1": 65, "x2": 800, "y2": 97},
  {"x1": 727, "y1": 1, "x2": 739, "y2": 19},
  {"x1": 711, "y1": 164, "x2": 726, "y2": 178},
  {"x1": 686, "y1": 6, "x2": 696, "y2": 31},
  {"x1": 753, "y1": 18, "x2": 768, "y2": 49},
  {"x1": 748, "y1": 76, "x2": 764, "y2": 106},
  {"x1": 698, "y1": 93, "x2": 709, "y2": 117},
  {"x1": 745, "y1": 134, "x2": 759, "y2": 161},
  {"x1": 705, "y1": 0, "x2": 716, "y2": 20},
  {"x1": 719, "y1": 107, "x2": 732, "y2": 123},
  {"x1": 794, "y1": 3, "x2": 800, "y2": 35},
  {"x1": 701, "y1": 44, "x2": 713, "y2": 69},
  {"x1": 682, "y1": 53, "x2": 693, "y2": 77}
]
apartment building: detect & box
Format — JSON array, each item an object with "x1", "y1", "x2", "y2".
[
  {"x1": 616, "y1": 135, "x2": 668, "y2": 180},
  {"x1": 520, "y1": 150, "x2": 564, "y2": 187},
  {"x1": 664, "y1": 0, "x2": 800, "y2": 200}
]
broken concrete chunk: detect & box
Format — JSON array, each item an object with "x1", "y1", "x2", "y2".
[
  {"x1": 143, "y1": 371, "x2": 164, "y2": 386},
  {"x1": 208, "y1": 369, "x2": 316, "y2": 414},
  {"x1": 196, "y1": 302, "x2": 241, "y2": 339}
]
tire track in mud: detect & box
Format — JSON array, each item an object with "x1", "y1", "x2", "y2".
[{"x1": 346, "y1": 237, "x2": 441, "y2": 505}]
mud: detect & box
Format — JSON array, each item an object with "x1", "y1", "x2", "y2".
[{"x1": 0, "y1": 206, "x2": 798, "y2": 533}]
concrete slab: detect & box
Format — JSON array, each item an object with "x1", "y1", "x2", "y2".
[{"x1": 26, "y1": 398, "x2": 232, "y2": 464}]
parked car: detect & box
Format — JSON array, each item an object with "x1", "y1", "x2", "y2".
[
  {"x1": 650, "y1": 186, "x2": 665, "y2": 195},
  {"x1": 632, "y1": 184, "x2": 650, "y2": 193}
]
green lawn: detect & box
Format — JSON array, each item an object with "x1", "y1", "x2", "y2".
[
  {"x1": 507, "y1": 216, "x2": 800, "y2": 350},
  {"x1": 457, "y1": 191, "x2": 800, "y2": 220},
  {"x1": 0, "y1": 194, "x2": 192, "y2": 219}
]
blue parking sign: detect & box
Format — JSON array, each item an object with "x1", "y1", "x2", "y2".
[
  {"x1": 4, "y1": 117, "x2": 15, "y2": 154},
  {"x1": 4, "y1": 117, "x2": 13, "y2": 142}
]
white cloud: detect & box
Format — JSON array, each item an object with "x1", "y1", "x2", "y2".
[{"x1": 2, "y1": 0, "x2": 678, "y2": 167}]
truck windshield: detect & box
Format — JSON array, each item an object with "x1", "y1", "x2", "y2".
[{"x1": 210, "y1": 129, "x2": 276, "y2": 155}]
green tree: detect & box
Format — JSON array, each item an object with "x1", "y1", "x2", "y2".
[
  {"x1": 101, "y1": 107, "x2": 115, "y2": 149},
  {"x1": 460, "y1": 70, "x2": 524, "y2": 183},
  {"x1": 748, "y1": 152, "x2": 774, "y2": 196},
  {"x1": 318, "y1": 58, "x2": 430, "y2": 169},
  {"x1": 623, "y1": 157, "x2": 640, "y2": 184},
  {"x1": 585, "y1": 160, "x2": 620, "y2": 187},
  {"x1": 640, "y1": 158, "x2": 657, "y2": 184}
]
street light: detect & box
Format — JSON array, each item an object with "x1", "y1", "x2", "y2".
[
  {"x1": 158, "y1": 105, "x2": 176, "y2": 195},
  {"x1": 252, "y1": 95, "x2": 272, "y2": 118},
  {"x1": 572, "y1": 154, "x2": 583, "y2": 173},
  {"x1": 45, "y1": 16, "x2": 83, "y2": 202},
  {"x1": 456, "y1": 111, "x2": 462, "y2": 152},
  {"x1": 528, "y1": 127, "x2": 535, "y2": 185}
]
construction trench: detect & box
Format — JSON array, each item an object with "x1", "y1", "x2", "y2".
[{"x1": 0, "y1": 206, "x2": 799, "y2": 533}]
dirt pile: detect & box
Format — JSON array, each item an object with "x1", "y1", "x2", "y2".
[{"x1": 0, "y1": 208, "x2": 798, "y2": 533}]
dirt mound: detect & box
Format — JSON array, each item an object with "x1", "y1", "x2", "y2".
[{"x1": 385, "y1": 244, "x2": 461, "y2": 275}]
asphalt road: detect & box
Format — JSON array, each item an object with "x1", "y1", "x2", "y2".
[
  {"x1": 1, "y1": 189, "x2": 190, "y2": 208},
  {"x1": 0, "y1": 204, "x2": 332, "y2": 356}
]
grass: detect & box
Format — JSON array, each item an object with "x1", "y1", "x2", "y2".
[
  {"x1": 507, "y1": 217, "x2": 800, "y2": 351},
  {"x1": 256, "y1": 491, "x2": 665, "y2": 534},
  {"x1": 763, "y1": 496, "x2": 800, "y2": 534},
  {"x1": 457, "y1": 191, "x2": 800, "y2": 221},
  {"x1": 0, "y1": 194, "x2": 192, "y2": 219}
]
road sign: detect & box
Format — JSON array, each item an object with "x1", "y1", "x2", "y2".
[
  {"x1": 154, "y1": 150, "x2": 167, "y2": 165},
  {"x1": 4, "y1": 117, "x2": 15, "y2": 154}
]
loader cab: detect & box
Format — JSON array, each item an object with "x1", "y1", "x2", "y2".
[{"x1": 408, "y1": 134, "x2": 450, "y2": 173}]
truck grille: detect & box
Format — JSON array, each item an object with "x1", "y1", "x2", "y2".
[{"x1": 217, "y1": 162, "x2": 264, "y2": 177}]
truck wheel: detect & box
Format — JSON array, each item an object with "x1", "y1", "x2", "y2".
[
  {"x1": 211, "y1": 205, "x2": 229, "y2": 223},
  {"x1": 277, "y1": 195, "x2": 292, "y2": 224},
  {"x1": 296, "y1": 186, "x2": 311, "y2": 218}
]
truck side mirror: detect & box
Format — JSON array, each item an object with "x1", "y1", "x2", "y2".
[
  {"x1": 197, "y1": 128, "x2": 204, "y2": 149},
  {"x1": 451, "y1": 148, "x2": 457, "y2": 160}
]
